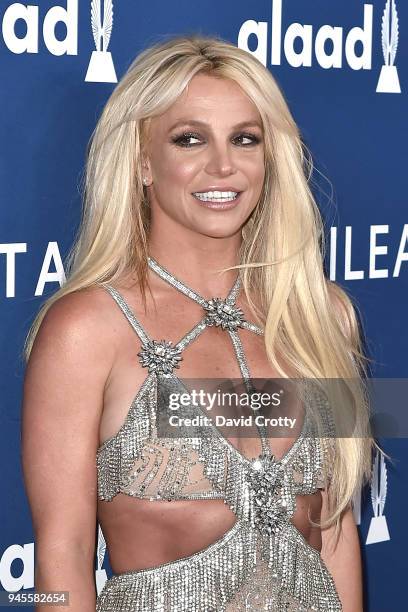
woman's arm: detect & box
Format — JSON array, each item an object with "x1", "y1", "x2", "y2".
[
  {"x1": 320, "y1": 490, "x2": 363, "y2": 612},
  {"x1": 321, "y1": 281, "x2": 364, "y2": 610},
  {"x1": 21, "y1": 289, "x2": 115, "y2": 612}
]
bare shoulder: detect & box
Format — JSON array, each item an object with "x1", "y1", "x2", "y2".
[
  {"x1": 35, "y1": 284, "x2": 116, "y2": 336},
  {"x1": 28, "y1": 284, "x2": 119, "y2": 369}
]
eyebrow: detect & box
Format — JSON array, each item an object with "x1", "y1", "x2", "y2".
[{"x1": 168, "y1": 119, "x2": 263, "y2": 131}]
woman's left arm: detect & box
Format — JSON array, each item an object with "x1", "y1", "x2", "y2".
[{"x1": 320, "y1": 490, "x2": 364, "y2": 612}]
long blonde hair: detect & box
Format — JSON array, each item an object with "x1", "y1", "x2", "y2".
[{"x1": 24, "y1": 33, "x2": 375, "y2": 528}]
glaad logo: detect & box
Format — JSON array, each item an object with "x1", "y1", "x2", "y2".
[
  {"x1": 238, "y1": 0, "x2": 402, "y2": 93},
  {"x1": 85, "y1": 0, "x2": 117, "y2": 83},
  {"x1": 96, "y1": 524, "x2": 108, "y2": 593},
  {"x1": 366, "y1": 449, "x2": 390, "y2": 544},
  {"x1": 376, "y1": 0, "x2": 401, "y2": 93}
]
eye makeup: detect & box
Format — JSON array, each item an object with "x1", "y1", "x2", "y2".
[{"x1": 170, "y1": 131, "x2": 262, "y2": 148}]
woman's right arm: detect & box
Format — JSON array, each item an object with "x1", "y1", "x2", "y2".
[{"x1": 21, "y1": 289, "x2": 116, "y2": 612}]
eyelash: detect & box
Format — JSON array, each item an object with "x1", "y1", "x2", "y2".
[{"x1": 171, "y1": 131, "x2": 262, "y2": 148}]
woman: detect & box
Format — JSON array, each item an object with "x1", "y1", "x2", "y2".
[{"x1": 22, "y1": 34, "x2": 374, "y2": 611}]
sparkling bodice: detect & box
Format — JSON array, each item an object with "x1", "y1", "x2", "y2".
[{"x1": 95, "y1": 256, "x2": 341, "y2": 611}]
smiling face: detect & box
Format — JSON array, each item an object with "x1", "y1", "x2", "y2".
[{"x1": 142, "y1": 73, "x2": 265, "y2": 241}]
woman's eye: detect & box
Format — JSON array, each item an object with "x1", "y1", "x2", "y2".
[
  {"x1": 171, "y1": 132, "x2": 202, "y2": 147},
  {"x1": 234, "y1": 133, "x2": 261, "y2": 146}
]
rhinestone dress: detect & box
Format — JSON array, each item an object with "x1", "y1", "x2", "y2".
[{"x1": 95, "y1": 257, "x2": 342, "y2": 612}]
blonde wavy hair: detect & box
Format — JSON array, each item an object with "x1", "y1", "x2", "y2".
[{"x1": 24, "y1": 33, "x2": 375, "y2": 529}]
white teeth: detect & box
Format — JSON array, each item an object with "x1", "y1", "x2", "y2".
[{"x1": 192, "y1": 191, "x2": 239, "y2": 202}]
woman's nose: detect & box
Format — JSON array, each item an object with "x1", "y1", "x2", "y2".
[{"x1": 205, "y1": 142, "x2": 237, "y2": 176}]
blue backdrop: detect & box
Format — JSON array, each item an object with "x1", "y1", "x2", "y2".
[{"x1": 0, "y1": 1, "x2": 406, "y2": 610}]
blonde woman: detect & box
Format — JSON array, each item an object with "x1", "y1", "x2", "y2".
[{"x1": 22, "y1": 34, "x2": 374, "y2": 611}]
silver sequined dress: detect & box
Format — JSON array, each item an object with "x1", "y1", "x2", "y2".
[{"x1": 95, "y1": 257, "x2": 342, "y2": 612}]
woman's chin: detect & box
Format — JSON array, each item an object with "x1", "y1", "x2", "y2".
[{"x1": 189, "y1": 222, "x2": 244, "y2": 240}]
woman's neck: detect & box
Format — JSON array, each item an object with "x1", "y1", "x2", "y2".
[{"x1": 147, "y1": 240, "x2": 241, "y2": 298}]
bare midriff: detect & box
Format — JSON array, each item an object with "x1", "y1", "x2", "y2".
[{"x1": 97, "y1": 491, "x2": 323, "y2": 575}]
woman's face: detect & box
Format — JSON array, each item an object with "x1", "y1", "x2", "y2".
[{"x1": 143, "y1": 73, "x2": 265, "y2": 239}]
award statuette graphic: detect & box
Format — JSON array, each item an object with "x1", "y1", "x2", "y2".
[
  {"x1": 95, "y1": 523, "x2": 108, "y2": 594},
  {"x1": 376, "y1": 0, "x2": 401, "y2": 93},
  {"x1": 366, "y1": 449, "x2": 390, "y2": 544},
  {"x1": 85, "y1": 0, "x2": 118, "y2": 83}
]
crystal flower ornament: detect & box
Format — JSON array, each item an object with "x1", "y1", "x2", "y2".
[
  {"x1": 137, "y1": 339, "x2": 183, "y2": 375},
  {"x1": 203, "y1": 298, "x2": 245, "y2": 331},
  {"x1": 245, "y1": 455, "x2": 295, "y2": 535}
]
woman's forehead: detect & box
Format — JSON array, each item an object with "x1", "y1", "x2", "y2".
[{"x1": 149, "y1": 75, "x2": 261, "y2": 133}]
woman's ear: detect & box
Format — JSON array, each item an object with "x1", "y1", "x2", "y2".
[{"x1": 141, "y1": 156, "x2": 152, "y2": 186}]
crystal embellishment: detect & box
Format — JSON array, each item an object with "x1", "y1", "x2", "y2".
[
  {"x1": 204, "y1": 298, "x2": 245, "y2": 331},
  {"x1": 245, "y1": 455, "x2": 294, "y2": 536},
  {"x1": 137, "y1": 339, "x2": 183, "y2": 374},
  {"x1": 97, "y1": 272, "x2": 343, "y2": 611}
]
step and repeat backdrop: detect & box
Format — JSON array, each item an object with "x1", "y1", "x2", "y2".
[{"x1": 0, "y1": 1, "x2": 406, "y2": 610}]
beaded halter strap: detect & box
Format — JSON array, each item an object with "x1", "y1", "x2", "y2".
[{"x1": 145, "y1": 256, "x2": 273, "y2": 462}]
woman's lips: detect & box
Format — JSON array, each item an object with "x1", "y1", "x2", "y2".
[{"x1": 191, "y1": 192, "x2": 242, "y2": 210}]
